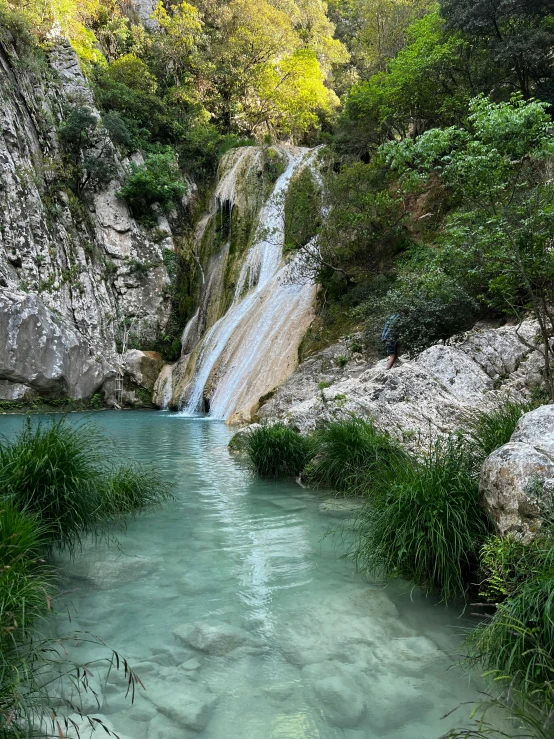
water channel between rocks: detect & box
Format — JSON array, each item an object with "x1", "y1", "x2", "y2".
[{"x1": 2, "y1": 411, "x2": 489, "y2": 739}]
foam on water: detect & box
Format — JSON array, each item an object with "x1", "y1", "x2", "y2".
[{"x1": 0, "y1": 412, "x2": 500, "y2": 739}]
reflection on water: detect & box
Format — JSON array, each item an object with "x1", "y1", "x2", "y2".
[{"x1": 0, "y1": 411, "x2": 487, "y2": 739}]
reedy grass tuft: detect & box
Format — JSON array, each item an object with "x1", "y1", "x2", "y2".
[
  {"x1": 466, "y1": 400, "x2": 538, "y2": 462},
  {"x1": 0, "y1": 416, "x2": 172, "y2": 737},
  {"x1": 0, "y1": 418, "x2": 105, "y2": 553},
  {"x1": 0, "y1": 417, "x2": 172, "y2": 553},
  {"x1": 353, "y1": 436, "x2": 492, "y2": 600},
  {"x1": 304, "y1": 417, "x2": 407, "y2": 494},
  {"x1": 102, "y1": 463, "x2": 171, "y2": 516},
  {"x1": 243, "y1": 424, "x2": 314, "y2": 478}
]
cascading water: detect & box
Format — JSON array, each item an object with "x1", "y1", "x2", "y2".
[{"x1": 177, "y1": 146, "x2": 318, "y2": 421}]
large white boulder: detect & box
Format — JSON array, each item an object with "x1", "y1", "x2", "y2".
[{"x1": 480, "y1": 405, "x2": 554, "y2": 541}]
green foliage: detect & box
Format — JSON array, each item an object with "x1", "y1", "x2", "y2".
[
  {"x1": 383, "y1": 95, "x2": 554, "y2": 395},
  {"x1": 58, "y1": 104, "x2": 118, "y2": 195},
  {"x1": 361, "y1": 269, "x2": 478, "y2": 357},
  {"x1": 466, "y1": 400, "x2": 538, "y2": 461},
  {"x1": 353, "y1": 436, "x2": 492, "y2": 600},
  {"x1": 284, "y1": 167, "x2": 321, "y2": 252},
  {"x1": 467, "y1": 527, "x2": 554, "y2": 712},
  {"x1": 118, "y1": 149, "x2": 186, "y2": 223},
  {"x1": 242, "y1": 424, "x2": 314, "y2": 479},
  {"x1": 0, "y1": 418, "x2": 106, "y2": 552},
  {"x1": 304, "y1": 417, "x2": 406, "y2": 495},
  {"x1": 0, "y1": 417, "x2": 171, "y2": 553},
  {"x1": 102, "y1": 463, "x2": 170, "y2": 516}
]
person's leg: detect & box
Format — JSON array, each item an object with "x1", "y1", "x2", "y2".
[{"x1": 386, "y1": 341, "x2": 397, "y2": 370}]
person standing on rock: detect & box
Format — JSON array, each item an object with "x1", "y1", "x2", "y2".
[{"x1": 382, "y1": 314, "x2": 400, "y2": 370}]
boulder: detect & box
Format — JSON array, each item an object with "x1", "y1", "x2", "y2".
[
  {"x1": 302, "y1": 661, "x2": 366, "y2": 729},
  {"x1": 0, "y1": 290, "x2": 111, "y2": 399},
  {"x1": 480, "y1": 407, "x2": 554, "y2": 541},
  {"x1": 123, "y1": 350, "x2": 164, "y2": 390},
  {"x1": 173, "y1": 621, "x2": 259, "y2": 656},
  {"x1": 144, "y1": 681, "x2": 217, "y2": 732},
  {"x1": 511, "y1": 404, "x2": 554, "y2": 459}
]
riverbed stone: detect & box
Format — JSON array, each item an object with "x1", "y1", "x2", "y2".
[
  {"x1": 147, "y1": 713, "x2": 193, "y2": 739},
  {"x1": 173, "y1": 621, "x2": 260, "y2": 655},
  {"x1": 144, "y1": 681, "x2": 217, "y2": 731},
  {"x1": 302, "y1": 661, "x2": 367, "y2": 728}
]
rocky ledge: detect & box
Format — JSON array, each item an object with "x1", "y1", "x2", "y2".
[{"x1": 259, "y1": 320, "x2": 545, "y2": 445}]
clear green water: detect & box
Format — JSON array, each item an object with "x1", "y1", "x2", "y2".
[{"x1": 1, "y1": 411, "x2": 487, "y2": 738}]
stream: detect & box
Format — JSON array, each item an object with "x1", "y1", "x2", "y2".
[{"x1": 1, "y1": 411, "x2": 488, "y2": 738}]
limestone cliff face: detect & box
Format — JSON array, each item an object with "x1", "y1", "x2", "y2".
[{"x1": 0, "y1": 37, "x2": 176, "y2": 401}]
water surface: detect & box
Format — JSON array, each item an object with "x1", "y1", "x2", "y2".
[{"x1": 1, "y1": 411, "x2": 485, "y2": 738}]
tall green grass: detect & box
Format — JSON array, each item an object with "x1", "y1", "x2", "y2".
[
  {"x1": 304, "y1": 417, "x2": 407, "y2": 494},
  {"x1": 353, "y1": 437, "x2": 492, "y2": 600},
  {"x1": 0, "y1": 417, "x2": 171, "y2": 552},
  {"x1": 466, "y1": 400, "x2": 537, "y2": 461},
  {"x1": 0, "y1": 417, "x2": 171, "y2": 737},
  {"x1": 242, "y1": 424, "x2": 314, "y2": 478}
]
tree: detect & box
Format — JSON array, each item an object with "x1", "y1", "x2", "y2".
[
  {"x1": 58, "y1": 104, "x2": 118, "y2": 195},
  {"x1": 441, "y1": 0, "x2": 554, "y2": 101},
  {"x1": 338, "y1": 12, "x2": 476, "y2": 155},
  {"x1": 383, "y1": 95, "x2": 554, "y2": 396}
]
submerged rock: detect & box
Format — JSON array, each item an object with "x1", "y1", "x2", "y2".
[
  {"x1": 302, "y1": 661, "x2": 367, "y2": 728},
  {"x1": 481, "y1": 405, "x2": 554, "y2": 541},
  {"x1": 173, "y1": 621, "x2": 260, "y2": 656},
  {"x1": 144, "y1": 681, "x2": 217, "y2": 732}
]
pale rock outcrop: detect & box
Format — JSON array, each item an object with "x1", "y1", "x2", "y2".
[
  {"x1": 260, "y1": 320, "x2": 545, "y2": 445},
  {"x1": 0, "y1": 290, "x2": 110, "y2": 398},
  {"x1": 144, "y1": 681, "x2": 217, "y2": 732},
  {"x1": 480, "y1": 405, "x2": 554, "y2": 541},
  {"x1": 122, "y1": 350, "x2": 163, "y2": 390}
]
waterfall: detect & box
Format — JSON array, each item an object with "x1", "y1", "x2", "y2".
[{"x1": 175, "y1": 145, "x2": 318, "y2": 422}]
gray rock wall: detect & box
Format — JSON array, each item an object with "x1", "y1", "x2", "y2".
[{"x1": 0, "y1": 37, "x2": 176, "y2": 400}]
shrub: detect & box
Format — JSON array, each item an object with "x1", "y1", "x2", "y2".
[
  {"x1": 118, "y1": 149, "x2": 187, "y2": 222},
  {"x1": 362, "y1": 271, "x2": 479, "y2": 357},
  {"x1": 0, "y1": 418, "x2": 172, "y2": 552},
  {"x1": 243, "y1": 424, "x2": 313, "y2": 479},
  {"x1": 305, "y1": 418, "x2": 406, "y2": 495},
  {"x1": 353, "y1": 436, "x2": 492, "y2": 600}
]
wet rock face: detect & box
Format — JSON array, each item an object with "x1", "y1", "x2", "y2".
[
  {"x1": 0, "y1": 39, "x2": 175, "y2": 400},
  {"x1": 480, "y1": 405, "x2": 554, "y2": 541},
  {"x1": 259, "y1": 320, "x2": 545, "y2": 446}
]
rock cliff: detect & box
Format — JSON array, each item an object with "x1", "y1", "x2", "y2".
[{"x1": 0, "y1": 36, "x2": 177, "y2": 403}]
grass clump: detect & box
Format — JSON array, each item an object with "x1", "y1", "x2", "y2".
[
  {"x1": 0, "y1": 419, "x2": 105, "y2": 552},
  {"x1": 243, "y1": 424, "x2": 313, "y2": 479},
  {"x1": 467, "y1": 400, "x2": 537, "y2": 460},
  {"x1": 0, "y1": 417, "x2": 171, "y2": 737},
  {"x1": 305, "y1": 417, "x2": 406, "y2": 495},
  {"x1": 467, "y1": 527, "x2": 554, "y2": 712},
  {"x1": 353, "y1": 437, "x2": 492, "y2": 600},
  {"x1": 102, "y1": 463, "x2": 170, "y2": 516},
  {"x1": 0, "y1": 418, "x2": 171, "y2": 553}
]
